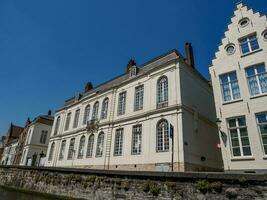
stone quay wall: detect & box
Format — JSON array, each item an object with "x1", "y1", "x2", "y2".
[{"x1": 0, "y1": 165, "x2": 267, "y2": 199}]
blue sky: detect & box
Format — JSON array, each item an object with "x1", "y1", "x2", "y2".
[{"x1": 0, "y1": 0, "x2": 266, "y2": 135}]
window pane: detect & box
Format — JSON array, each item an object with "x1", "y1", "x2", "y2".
[
  {"x1": 242, "y1": 147, "x2": 252, "y2": 156},
  {"x1": 239, "y1": 128, "x2": 248, "y2": 136},
  {"x1": 231, "y1": 138, "x2": 240, "y2": 147},
  {"x1": 230, "y1": 129, "x2": 238, "y2": 138},
  {"x1": 249, "y1": 38, "x2": 259, "y2": 51},
  {"x1": 259, "y1": 73, "x2": 267, "y2": 93},
  {"x1": 257, "y1": 113, "x2": 267, "y2": 123},
  {"x1": 240, "y1": 42, "x2": 250, "y2": 54},
  {"x1": 238, "y1": 117, "x2": 246, "y2": 126},
  {"x1": 228, "y1": 119, "x2": 237, "y2": 128},
  {"x1": 233, "y1": 148, "x2": 241, "y2": 156}
]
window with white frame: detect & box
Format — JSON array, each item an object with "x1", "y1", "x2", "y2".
[
  {"x1": 96, "y1": 132, "x2": 104, "y2": 157},
  {"x1": 59, "y1": 140, "x2": 66, "y2": 160},
  {"x1": 220, "y1": 72, "x2": 241, "y2": 102},
  {"x1": 40, "y1": 130, "x2": 48, "y2": 144},
  {"x1": 245, "y1": 64, "x2": 267, "y2": 96},
  {"x1": 134, "y1": 85, "x2": 144, "y2": 111},
  {"x1": 239, "y1": 34, "x2": 260, "y2": 55},
  {"x1": 256, "y1": 113, "x2": 267, "y2": 155},
  {"x1": 48, "y1": 142, "x2": 55, "y2": 161},
  {"x1": 86, "y1": 134, "x2": 94, "y2": 158},
  {"x1": 73, "y1": 109, "x2": 80, "y2": 128},
  {"x1": 92, "y1": 102, "x2": 99, "y2": 121},
  {"x1": 101, "y1": 98, "x2": 109, "y2": 119},
  {"x1": 114, "y1": 128, "x2": 123, "y2": 156},
  {"x1": 77, "y1": 135, "x2": 85, "y2": 159},
  {"x1": 129, "y1": 66, "x2": 137, "y2": 77},
  {"x1": 157, "y1": 76, "x2": 168, "y2": 108},
  {"x1": 83, "y1": 105, "x2": 90, "y2": 125},
  {"x1": 67, "y1": 138, "x2": 75, "y2": 160},
  {"x1": 227, "y1": 116, "x2": 252, "y2": 157},
  {"x1": 118, "y1": 92, "x2": 126, "y2": 115},
  {"x1": 54, "y1": 116, "x2": 61, "y2": 135},
  {"x1": 64, "y1": 113, "x2": 71, "y2": 131},
  {"x1": 132, "y1": 125, "x2": 142, "y2": 155},
  {"x1": 157, "y1": 119, "x2": 169, "y2": 152}
]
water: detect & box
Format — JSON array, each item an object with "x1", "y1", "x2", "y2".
[{"x1": 0, "y1": 187, "x2": 57, "y2": 200}]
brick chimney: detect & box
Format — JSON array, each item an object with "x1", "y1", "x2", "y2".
[{"x1": 185, "y1": 42, "x2": 195, "y2": 69}]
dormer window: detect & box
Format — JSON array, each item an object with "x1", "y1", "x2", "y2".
[
  {"x1": 126, "y1": 59, "x2": 138, "y2": 78},
  {"x1": 129, "y1": 66, "x2": 137, "y2": 77}
]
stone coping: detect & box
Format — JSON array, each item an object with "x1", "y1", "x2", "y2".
[{"x1": 0, "y1": 165, "x2": 266, "y2": 183}]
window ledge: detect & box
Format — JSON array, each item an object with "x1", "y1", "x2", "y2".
[
  {"x1": 250, "y1": 93, "x2": 267, "y2": 100},
  {"x1": 231, "y1": 156, "x2": 255, "y2": 161},
  {"x1": 241, "y1": 49, "x2": 263, "y2": 58},
  {"x1": 222, "y1": 99, "x2": 243, "y2": 105}
]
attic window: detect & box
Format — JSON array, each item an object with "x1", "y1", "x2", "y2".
[
  {"x1": 263, "y1": 30, "x2": 267, "y2": 41},
  {"x1": 225, "y1": 44, "x2": 235, "y2": 55},
  {"x1": 129, "y1": 66, "x2": 137, "y2": 77},
  {"x1": 239, "y1": 18, "x2": 249, "y2": 28}
]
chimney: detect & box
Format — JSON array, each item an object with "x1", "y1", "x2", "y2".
[
  {"x1": 84, "y1": 82, "x2": 93, "y2": 93},
  {"x1": 47, "y1": 110, "x2": 52, "y2": 116},
  {"x1": 185, "y1": 42, "x2": 195, "y2": 69},
  {"x1": 25, "y1": 118, "x2": 31, "y2": 127},
  {"x1": 126, "y1": 59, "x2": 136, "y2": 73}
]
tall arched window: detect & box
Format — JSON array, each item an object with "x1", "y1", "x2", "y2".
[
  {"x1": 157, "y1": 76, "x2": 168, "y2": 108},
  {"x1": 67, "y1": 138, "x2": 75, "y2": 160},
  {"x1": 101, "y1": 98, "x2": 109, "y2": 119},
  {"x1": 92, "y1": 102, "x2": 99, "y2": 121},
  {"x1": 96, "y1": 132, "x2": 104, "y2": 157},
  {"x1": 54, "y1": 116, "x2": 61, "y2": 135},
  {"x1": 156, "y1": 119, "x2": 169, "y2": 152},
  {"x1": 59, "y1": 140, "x2": 66, "y2": 160},
  {"x1": 83, "y1": 105, "x2": 90, "y2": 125},
  {"x1": 86, "y1": 134, "x2": 94, "y2": 158},
  {"x1": 78, "y1": 135, "x2": 86, "y2": 159},
  {"x1": 48, "y1": 142, "x2": 55, "y2": 161}
]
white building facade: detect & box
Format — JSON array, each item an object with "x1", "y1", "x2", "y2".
[
  {"x1": 1, "y1": 140, "x2": 18, "y2": 165},
  {"x1": 45, "y1": 45, "x2": 223, "y2": 172},
  {"x1": 209, "y1": 3, "x2": 267, "y2": 173},
  {"x1": 20, "y1": 115, "x2": 53, "y2": 166}
]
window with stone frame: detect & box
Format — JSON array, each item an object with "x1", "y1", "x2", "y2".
[
  {"x1": 59, "y1": 140, "x2": 66, "y2": 160},
  {"x1": 83, "y1": 105, "x2": 90, "y2": 125},
  {"x1": 92, "y1": 102, "x2": 99, "y2": 121},
  {"x1": 48, "y1": 142, "x2": 55, "y2": 161},
  {"x1": 117, "y1": 92, "x2": 127, "y2": 115},
  {"x1": 40, "y1": 130, "x2": 48, "y2": 144},
  {"x1": 101, "y1": 98, "x2": 109, "y2": 119},
  {"x1": 134, "y1": 85, "x2": 144, "y2": 111},
  {"x1": 73, "y1": 109, "x2": 80, "y2": 128},
  {"x1": 54, "y1": 116, "x2": 61, "y2": 135},
  {"x1": 256, "y1": 113, "x2": 267, "y2": 155},
  {"x1": 86, "y1": 134, "x2": 94, "y2": 158},
  {"x1": 227, "y1": 116, "x2": 252, "y2": 157},
  {"x1": 96, "y1": 132, "x2": 104, "y2": 157},
  {"x1": 77, "y1": 135, "x2": 86, "y2": 159},
  {"x1": 114, "y1": 128, "x2": 123, "y2": 156},
  {"x1": 156, "y1": 119, "x2": 169, "y2": 152},
  {"x1": 239, "y1": 34, "x2": 260, "y2": 55},
  {"x1": 131, "y1": 125, "x2": 142, "y2": 155},
  {"x1": 157, "y1": 76, "x2": 168, "y2": 109},
  {"x1": 64, "y1": 112, "x2": 72, "y2": 131},
  {"x1": 67, "y1": 138, "x2": 75, "y2": 160}
]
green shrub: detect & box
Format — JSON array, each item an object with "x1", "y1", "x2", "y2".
[
  {"x1": 195, "y1": 180, "x2": 210, "y2": 194},
  {"x1": 210, "y1": 181, "x2": 223, "y2": 193}
]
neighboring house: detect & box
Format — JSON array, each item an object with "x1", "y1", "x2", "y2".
[
  {"x1": 0, "y1": 123, "x2": 24, "y2": 165},
  {"x1": 45, "y1": 43, "x2": 223, "y2": 172},
  {"x1": 0, "y1": 139, "x2": 4, "y2": 163},
  {"x1": 1, "y1": 140, "x2": 18, "y2": 165},
  {"x1": 13, "y1": 118, "x2": 31, "y2": 165},
  {"x1": 209, "y1": 2, "x2": 267, "y2": 173},
  {"x1": 20, "y1": 113, "x2": 53, "y2": 167}
]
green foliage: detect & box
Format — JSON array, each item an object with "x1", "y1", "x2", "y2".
[
  {"x1": 165, "y1": 181, "x2": 176, "y2": 190},
  {"x1": 195, "y1": 180, "x2": 210, "y2": 194},
  {"x1": 142, "y1": 181, "x2": 161, "y2": 196},
  {"x1": 210, "y1": 181, "x2": 223, "y2": 193},
  {"x1": 142, "y1": 182, "x2": 150, "y2": 193},
  {"x1": 226, "y1": 189, "x2": 238, "y2": 199}
]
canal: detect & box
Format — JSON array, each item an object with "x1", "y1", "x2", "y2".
[{"x1": 0, "y1": 187, "x2": 59, "y2": 200}]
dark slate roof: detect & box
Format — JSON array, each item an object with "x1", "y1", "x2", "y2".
[{"x1": 31, "y1": 115, "x2": 54, "y2": 126}]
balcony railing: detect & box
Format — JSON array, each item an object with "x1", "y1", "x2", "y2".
[{"x1": 86, "y1": 119, "x2": 99, "y2": 133}]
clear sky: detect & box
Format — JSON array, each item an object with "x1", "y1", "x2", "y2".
[{"x1": 0, "y1": 0, "x2": 266, "y2": 135}]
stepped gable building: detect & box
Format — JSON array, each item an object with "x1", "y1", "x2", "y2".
[
  {"x1": 45, "y1": 43, "x2": 223, "y2": 172},
  {"x1": 209, "y1": 2, "x2": 267, "y2": 173},
  {"x1": 20, "y1": 112, "x2": 54, "y2": 166}
]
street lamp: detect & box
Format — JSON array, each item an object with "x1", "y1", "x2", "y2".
[{"x1": 216, "y1": 118, "x2": 222, "y2": 130}]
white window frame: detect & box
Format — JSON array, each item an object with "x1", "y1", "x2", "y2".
[
  {"x1": 227, "y1": 116, "x2": 252, "y2": 158},
  {"x1": 245, "y1": 64, "x2": 267, "y2": 96},
  {"x1": 118, "y1": 92, "x2": 126, "y2": 115},
  {"x1": 134, "y1": 85, "x2": 144, "y2": 111},
  {"x1": 219, "y1": 71, "x2": 241, "y2": 102},
  {"x1": 54, "y1": 116, "x2": 61, "y2": 135},
  {"x1": 92, "y1": 102, "x2": 99, "y2": 121},
  {"x1": 83, "y1": 105, "x2": 90, "y2": 125},
  {"x1": 59, "y1": 140, "x2": 66, "y2": 160},
  {"x1": 239, "y1": 34, "x2": 260, "y2": 55},
  {"x1": 101, "y1": 98, "x2": 109, "y2": 119},
  {"x1": 114, "y1": 128, "x2": 123, "y2": 156},
  {"x1": 256, "y1": 112, "x2": 267, "y2": 156},
  {"x1": 131, "y1": 125, "x2": 142, "y2": 155},
  {"x1": 73, "y1": 109, "x2": 80, "y2": 128},
  {"x1": 96, "y1": 132, "x2": 104, "y2": 157},
  {"x1": 86, "y1": 134, "x2": 94, "y2": 158},
  {"x1": 156, "y1": 119, "x2": 169, "y2": 152},
  {"x1": 48, "y1": 142, "x2": 55, "y2": 161},
  {"x1": 64, "y1": 113, "x2": 71, "y2": 131},
  {"x1": 77, "y1": 135, "x2": 86, "y2": 159},
  {"x1": 157, "y1": 76, "x2": 168, "y2": 108},
  {"x1": 67, "y1": 138, "x2": 75, "y2": 160}
]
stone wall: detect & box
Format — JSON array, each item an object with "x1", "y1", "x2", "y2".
[{"x1": 0, "y1": 166, "x2": 267, "y2": 199}]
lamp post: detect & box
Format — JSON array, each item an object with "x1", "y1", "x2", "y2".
[{"x1": 39, "y1": 151, "x2": 45, "y2": 166}]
